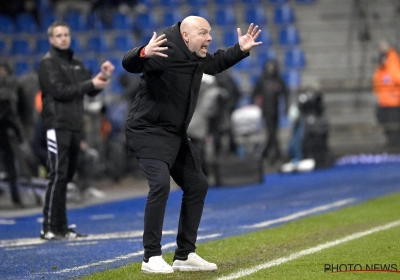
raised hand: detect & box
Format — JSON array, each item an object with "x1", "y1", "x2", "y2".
[
  {"x1": 145, "y1": 32, "x2": 168, "y2": 58},
  {"x1": 100, "y1": 60, "x2": 115, "y2": 80},
  {"x1": 237, "y1": 23, "x2": 262, "y2": 53}
]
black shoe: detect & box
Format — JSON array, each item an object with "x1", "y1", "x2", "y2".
[
  {"x1": 40, "y1": 230, "x2": 65, "y2": 241},
  {"x1": 63, "y1": 228, "x2": 88, "y2": 240}
]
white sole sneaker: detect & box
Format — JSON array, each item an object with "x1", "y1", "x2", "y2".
[
  {"x1": 141, "y1": 256, "x2": 174, "y2": 274},
  {"x1": 172, "y1": 253, "x2": 218, "y2": 271}
]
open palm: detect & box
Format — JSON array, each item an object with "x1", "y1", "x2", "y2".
[{"x1": 237, "y1": 23, "x2": 262, "y2": 53}]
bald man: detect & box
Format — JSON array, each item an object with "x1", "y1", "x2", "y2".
[{"x1": 122, "y1": 16, "x2": 261, "y2": 274}]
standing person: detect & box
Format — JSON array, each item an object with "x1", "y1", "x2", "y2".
[
  {"x1": 252, "y1": 59, "x2": 288, "y2": 165},
  {"x1": 122, "y1": 16, "x2": 262, "y2": 273},
  {"x1": 38, "y1": 21, "x2": 114, "y2": 240},
  {"x1": 0, "y1": 61, "x2": 25, "y2": 208}
]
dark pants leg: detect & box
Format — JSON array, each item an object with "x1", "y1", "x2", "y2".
[
  {"x1": 138, "y1": 143, "x2": 209, "y2": 260},
  {"x1": 42, "y1": 129, "x2": 81, "y2": 233},
  {"x1": 137, "y1": 158, "x2": 171, "y2": 260},
  {"x1": 170, "y1": 143, "x2": 208, "y2": 260},
  {"x1": 0, "y1": 126, "x2": 21, "y2": 204},
  {"x1": 264, "y1": 114, "x2": 281, "y2": 162}
]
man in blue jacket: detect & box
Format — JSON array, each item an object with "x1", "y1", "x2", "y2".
[{"x1": 122, "y1": 16, "x2": 262, "y2": 273}]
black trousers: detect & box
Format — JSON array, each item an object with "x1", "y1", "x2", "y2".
[
  {"x1": 137, "y1": 142, "x2": 209, "y2": 260},
  {"x1": 42, "y1": 129, "x2": 81, "y2": 233},
  {"x1": 0, "y1": 124, "x2": 21, "y2": 204}
]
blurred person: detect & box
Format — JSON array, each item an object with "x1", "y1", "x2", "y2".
[
  {"x1": 252, "y1": 59, "x2": 289, "y2": 165},
  {"x1": 122, "y1": 16, "x2": 262, "y2": 273},
  {"x1": 0, "y1": 61, "x2": 25, "y2": 208},
  {"x1": 38, "y1": 21, "x2": 114, "y2": 241},
  {"x1": 281, "y1": 84, "x2": 329, "y2": 173},
  {"x1": 373, "y1": 40, "x2": 400, "y2": 148},
  {"x1": 51, "y1": 0, "x2": 93, "y2": 18},
  {"x1": 187, "y1": 74, "x2": 225, "y2": 175}
]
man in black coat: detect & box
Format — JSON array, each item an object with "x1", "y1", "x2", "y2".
[
  {"x1": 38, "y1": 21, "x2": 114, "y2": 240},
  {"x1": 122, "y1": 16, "x2": 262, "y2": 273}
]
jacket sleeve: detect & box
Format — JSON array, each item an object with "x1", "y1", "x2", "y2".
[
  {"x1": 122, "y1": 45, "x2": 171, "y2": 73},
  {"x1": 203, "y1": 43, "x2": 249, "y2": 75},
  {"x1": 38, "y1": 58, "x2": 95, "y2": 101}
]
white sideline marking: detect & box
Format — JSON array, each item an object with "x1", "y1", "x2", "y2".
[
  {"x1": 0, "y1": 230, "x2": 176, "y2": 248},
  {"x1": 55, "y1": 233, "x2": 222, "y2": 274},
  {"x1": 0, "y1": 219, "x2": 16, "y2": 225},
  {"x1": 242, "y1": 198, "x2": 355, "y2": 229},
  {"x1": 217, "y1": 220, "x2": 400, "y2": 280},
  {"x1": 90, "y1": 214, "x2": 115, "y2": 220}
]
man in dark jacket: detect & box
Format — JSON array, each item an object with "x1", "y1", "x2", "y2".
[
  {"x1": 0, "y1": 61, "x2": 25, "y2": 208},
  {"x1": 38, "y1": 21, "x2": 114, "y2": 240},
  {"x1": 252, "y1": 59, "x2": 288, "y2": 165},
  {"x1": 122, "y1": 16, "x2": 261, "y2": 273}
]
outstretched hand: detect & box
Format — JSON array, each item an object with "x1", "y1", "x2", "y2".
[
  {"x1": 237, "y1": 23, "x2": 262, "y2": 53},
  {"x1": 145, "y1": 32, "x2": 168, "y2": 58}
]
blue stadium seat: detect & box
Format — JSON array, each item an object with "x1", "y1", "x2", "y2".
[
  {"x1": 245, "y1": 7, "x2": 267, "y2": 26},
  {"x1": 0, "y1": 15, "x2": 15, "y2": 34},
  {"x1": 278, "y1": 25, "x2": 300, "y2": 46},
  {"x1": 111, "y1": 79, "x2": 124, "y2": 94},
  {"x1": 0, "y1": 40, "x2": 8, "y2": 55},
  {"x1": 283, "y1": 69, "x2": 301, "y2": 90},
  {"x1": 160, "y1": 0, "x2": 181, "y2": 6},
  {"x1": 11, "y1": 39, "x2": 32, "y2": 55},
  {"x1": 258, "y1": 29, "x2": 272, "y2": 47},
  {"x1": 189, "y1": 7, "x2": 209, "y2": 18},
  {"x1": 40, "y1": 13, "x2": 57, "y2": 32},
  {"x1": 135, "y1": 13, "x2": 158, "y2": 32},
  {"x1": 64, "y1": 11, "x2": 87, "y2": 32},
  {"x1": 223, "y1": 30, "x2": 237, "y2": 48},
  {"x1": 215, "y1": 0, "x2": 234, "y2": 5},
  {"x1": 274, "y1": 3, "x2": 295, "y2": 25},
  {"x1": 242, "y1": 0, "x2": 262, "y2": 4},
  {"x1": 296, "y1": 0, "x2": 316, "y2": 3},
  {"x1": 269, "y1": 0, "x2": 288, "y2": 4},
  {"x1": 82, "y1": 58, "x2": 100, "y2": 75},
  {"x1": 112, "y1": 12, "x2": 133, "y2": 30},
  {"x1": 14, "y1": 61, "x2": 31, "y2": 76},
  {"x1": 113, "y1": 35, "x2": 135, "y2": 52},
  {"x1": 163, "y1": 10, "x2": 182, "y2": 27},
  {"x1": 215, "y1": 7, "x2": 236, "y2": 28},
  {"x1": 35, "y1": 38, "x2": 49, "y2": 54},
  {"x1": 86, "y1": 35, "x2": 108, "y2": 53},
  {"x1": 70, "y1": 38, "x2": 83, "y2": 54},
  {"x1": 87, "y1": 13, "x2": 106, "y2": 31},
  {"x1": 233, "y1": 56, "x2": 253, "y2": 70},
  {"x1": 256, "y1": 48, "x2": 277, "y2": 67},
  {"x1": 15, "y1": 13, "x2": 38, "y2": 33},
  {"x1": 188, "y1": 0, "x2": 208, "y2": 5},
  {"x1": 108, "y1": 57, "x2": 124, "y2": 75},
  {"x1": 284, "y1": 47, "x2": 306, "y2": 69}
]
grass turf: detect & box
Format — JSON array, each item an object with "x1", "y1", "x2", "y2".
[{"x1": 82, "y1": 191, "x2": 400, "y2": 280}]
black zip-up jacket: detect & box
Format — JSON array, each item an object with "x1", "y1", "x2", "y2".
[
  {"x1": 38, "y1": 46, "x2": 101, "y2": 132},
  {"x1": 122, "y1": 22, "x2": 249, "y2": 168}
]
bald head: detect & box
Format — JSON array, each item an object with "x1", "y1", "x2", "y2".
[{"x1": 181, "y1": 16, "x2": 212, "y2": 58}]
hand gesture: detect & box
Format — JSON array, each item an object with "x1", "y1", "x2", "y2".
[
  {"x1": 145, "y1": 32, "x2": 168, "y2": 58},
  {"x1": 100, "y1": 60, "x2": 115, "y2": 80},
  {"x1": 92, "y1": 72, "x2": 110, "y2": 89},
  {"x1": 237, "y1": 23, "x2": 262, "y2": 53}
]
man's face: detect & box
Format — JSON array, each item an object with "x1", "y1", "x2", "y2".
[
  {"x1": 185, "y1": 19, "x2": 212, "y2": 58},
  {"x1": 49, "y1": 26, "x2": 71, "y2": 50}
]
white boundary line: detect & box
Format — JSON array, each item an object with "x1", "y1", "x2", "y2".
[
  {"x1": 241, "y1": 198, "x2": 355, "y2": 229},
  {"x1": 217, "y1": 219, "x2": 400, "y2": 280}
]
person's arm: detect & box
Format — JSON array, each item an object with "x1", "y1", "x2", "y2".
[
  {"x1": 38, "y1": 58, "x2": 97, "y2": 101},
  {"x1": 204, "y1": 23, "x2": 262, "y2": 75},
  {"x1": 122, "y1": 32, "x2": 168, "y2": 73}
]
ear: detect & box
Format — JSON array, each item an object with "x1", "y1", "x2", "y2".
[{"x1": 182, "y1": 31, "x2": 189, "y2": 43}]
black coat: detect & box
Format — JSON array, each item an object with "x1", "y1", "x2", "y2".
[
  {"x1": 38, "y1": 46, "x2": 101, "y2": 132},
  {"x1": 122, "y1": 22, "x2": 249, "y2": 167}
]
